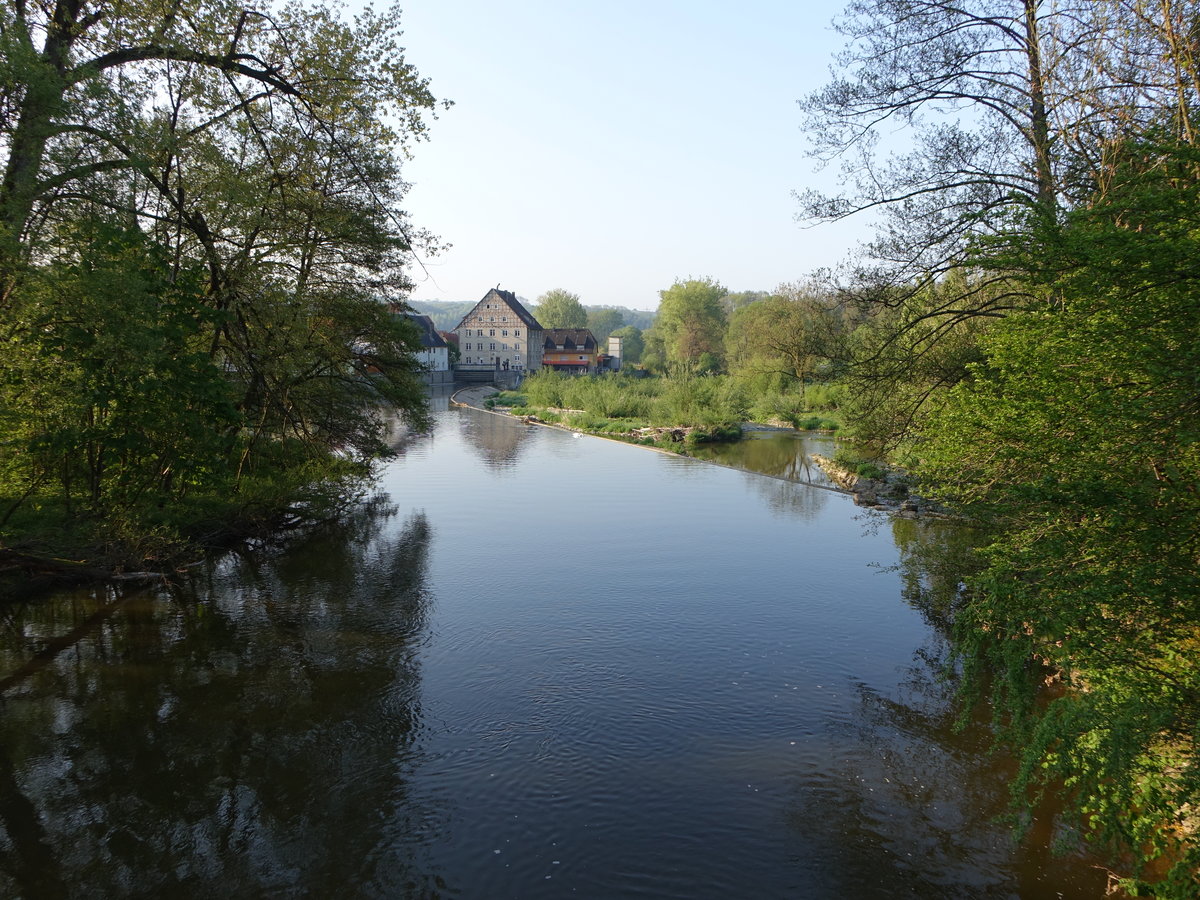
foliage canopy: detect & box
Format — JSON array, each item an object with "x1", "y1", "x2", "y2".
[{"x1": 0, "y1": 0, "x2": 443, "y2": 563}]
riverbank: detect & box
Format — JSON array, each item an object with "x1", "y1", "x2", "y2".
[
  {"x1": 0, "y1": 459, "x2": 373, "y2": 603},
  {"x1": 457, "y1": 385, "x2": 954, "y2": 516},
  {"x1": 810, "y1": 454, "x2": 953, "y2": 519}
]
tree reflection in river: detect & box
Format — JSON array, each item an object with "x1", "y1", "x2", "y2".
[
  {"x1": 732, "y1": 467, "x2": 831, "y2": 521},
  {"x1": 789, "y1": 517, "x2": 1110, "y2": 899},
  {"x1": 889, "y1": 516, "x2": 984, "y2": 636},
  {"x1": 688, "y1": 430, "x2": 836, "y2": 488},
  {"x1": 0, "y1": 500, "x2": 443, "y2": 899}
]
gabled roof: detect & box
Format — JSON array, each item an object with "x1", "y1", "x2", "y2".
[
  {"x1": 544, "y1": 328, "x2": 597, "y2": 351},
  {"x1": 454, "y1": 288, "x2": 543, "y2": 331},
  {"x1": 405, "y1": 313, "x2": 450, "y2": 349}
]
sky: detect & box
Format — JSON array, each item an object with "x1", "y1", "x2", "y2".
[{"x1": 393, "y1": 1, "x2": 869, "y2": 311}]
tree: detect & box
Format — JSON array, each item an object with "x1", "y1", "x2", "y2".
[
  {"x1": 647, "y1": 278, "x2": 728, "y2": 374},
  {"x1": 0, "y1": 223, "x2": 236, "y2": 515},
  {"x1": 800, "y1": 0, "x2": 1200, "y2": 330},
  {"x1": 1, "y1": 1, "x2": 438, "y2": 279},
  {"x1": 609, "y1": 325, "x2": 644, "y2": 364},
  {"x1": 725, "y1": 287, "x2": 842, "y2": 404},
  {"x1": 918, "y1": 139, "x2": 1200, "y2": 896},
  {"x1": 0, "y1": 0, "x2": 442, "y2": 551},
  {"x1": 798, "y1": 0, "x2": 1067, "y2": 296},
  {"x1": 586, "y1": 308, "x2": 624, "y2": 344},
  {"x1": 534, "y1": 289, "x2": 587, "y2": 328},
  {"x1": 719, "y1": 290, "x2": 770, "y2": 315},
  {"x1": 835, "y1": 271, "x2": 995, "y2": 450},
  {"x1": 796, "y1": 0, "x2": 1200, "y2": 446}
]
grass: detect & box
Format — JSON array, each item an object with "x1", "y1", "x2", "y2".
[
  {"x1": 484, "y1": 390, "x2": 527, "y2": 409},
  {"x1": 494, "y1": 370, "x2": 857, "y2": 452},
  {"x1": 517, "y1": 371, "x2": 843, "y2": 430}
]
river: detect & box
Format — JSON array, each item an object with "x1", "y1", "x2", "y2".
[{"x1": 0, "y1": 402, "x2": 1107, "y2": 898}]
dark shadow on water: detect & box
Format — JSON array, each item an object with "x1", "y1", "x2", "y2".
[
  {"x1": 792, "y1": 650, "x2": 1110, "y2": 898},
  {"x1": 0, "y1": 498, "x2": 445, "y2": 899},
  {"x1": 784, "y1": 520, "x2": 1109, "y2": 899}
]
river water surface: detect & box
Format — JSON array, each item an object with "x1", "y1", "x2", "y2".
[{"x1": 0, "y1": 404, "x2": 1107, "y2": 898}]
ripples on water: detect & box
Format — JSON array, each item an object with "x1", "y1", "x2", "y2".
[{"x1": 0, "y1": 408, "x2": 1106, "y2": 898}]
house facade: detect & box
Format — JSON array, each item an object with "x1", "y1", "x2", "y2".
[
  {"x1": 404, "y1": 313, "x2": 452, "y2": 385},
  {"x1": 542, "y1": 328, "x2": 599, "y2": 374},
  {"x1": 454, "y1": 288, "x2": 544, "y2": 373}
]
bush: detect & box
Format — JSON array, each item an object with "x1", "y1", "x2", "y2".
[
  {"x1": 685, "y1": 424, "x2": 743, "y2": 445},
  {"x1": 834, "y1": 447, "x2": 886, "y2": 481},
  {"x1": 490, "y1": 391, "x2": 526, "y2": 407},
  {"x1": 521, "y1": 370, "x2": 568, "y2": 408},
  {"x1": 804, "y1": 382, "x2": 845, "y2": 411},
  {"x1": 798, "y1": 415, "x2": 840, "y2": 431},
  {"x1": 856, "y1": 462, "x2": 886, "y2": 480}
]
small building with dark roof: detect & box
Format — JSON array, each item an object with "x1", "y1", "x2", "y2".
[
  {"x1": 384, "y1": 305, "x2": 453, "y2": 384},
  {"x1": 542, "y1": 328, "x2": 599, "y2": 374},
  {"x1": 454, "y1": 288, "x2": 544, "y2": 373},
  {"x1": 404, "y1": 313, "x2": 451, "y2": 381}
]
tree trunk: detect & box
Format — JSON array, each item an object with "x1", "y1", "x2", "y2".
[
  {"x1": 1, "y1": 0, "x2": 81, "y2": 237},
  {"x1": 1022, "y1": 0, "x2": 1057, "y2": 215}
]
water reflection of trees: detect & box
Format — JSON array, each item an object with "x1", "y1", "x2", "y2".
[
  {"x1": 693, "y1": 433, "x2": 834, "y2": 486},
  {"x1": 739, "y1": 470, "x2": 830, "y2": 521},
  {"x1": 791, "y1": 645, "x2": 1109, "y2": 899},
  {"x1": 781, "y1": 521, "x2": 1106, "y2": 899},
  {"x1": 889, "y1": 516, "x2": 984, "y2": 635},
  {"x1": 457, "y1": 409, "x2": 534, "y2": 470},
  {"x1": 0, "y1": 499, "x2": 444, "y2": 898}
]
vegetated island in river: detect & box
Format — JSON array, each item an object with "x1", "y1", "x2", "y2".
[{"x1": 457, "y1": 383, "x2": 949, "y2": 519}]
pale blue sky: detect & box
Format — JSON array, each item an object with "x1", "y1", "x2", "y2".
[{"x1": 396, "y1": 1, "x2": 866, "y2": 310}]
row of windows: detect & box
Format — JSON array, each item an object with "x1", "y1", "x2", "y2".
[
  {"x1": 463, "y1": 355, "x2": 523, "y2": 363},
  {"x1": 463, "y1": 342, "x2": 521, "y2": 351},
  {"x1": 464, "y1": 327, "x2": 521, "y2": 337}
]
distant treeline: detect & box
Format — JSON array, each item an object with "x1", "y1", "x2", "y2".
[{"x1": 410, "y1": 299, "x2": 656, "y2": 335}]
